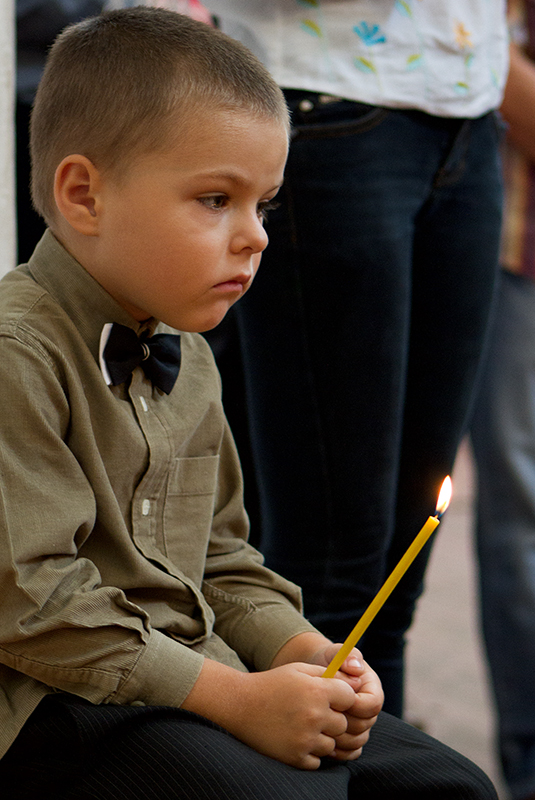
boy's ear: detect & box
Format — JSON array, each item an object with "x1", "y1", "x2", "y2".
[{"x1": 53, "y1": 155, "x2": 103, "y2": 236}]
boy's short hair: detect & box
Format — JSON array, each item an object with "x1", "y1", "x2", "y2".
[{"x1": 30, "y1": 7, "x2": 289, "y2": 226}]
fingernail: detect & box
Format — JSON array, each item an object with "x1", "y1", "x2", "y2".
[{"x1": 348, "y1": 657, "x2": 362, "y2": 669}]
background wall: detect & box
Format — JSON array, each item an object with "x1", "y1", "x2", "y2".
[{"x1": 0, "y1": 0, "x2": 16, "y2": 278}]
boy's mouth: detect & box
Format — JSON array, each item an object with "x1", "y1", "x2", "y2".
[
  {"x1": 212, "y1": 281, "x2": 247, "y2": 293},
  {"x1": 213, "y1": 274, "x2": 252, "y2": 293}
]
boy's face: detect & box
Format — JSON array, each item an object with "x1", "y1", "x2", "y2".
[{"x1": 88, "y1": 107, "x2": 288, "y2": 331}]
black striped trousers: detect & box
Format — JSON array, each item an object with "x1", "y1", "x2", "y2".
[{"x1": 0, "y1": 695, "x2": 498, "y2": 799}]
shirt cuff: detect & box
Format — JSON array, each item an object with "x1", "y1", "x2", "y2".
[
  {"x1": 113, "y1": 629, "x2": 204, "y2": 708},
  {"x1": 229, "y1": 604, "x2": 319, "y2": 672}
]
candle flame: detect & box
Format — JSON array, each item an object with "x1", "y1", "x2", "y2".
[{"x1": 436, "y1": 476, "x2": 453, "y2": 517}]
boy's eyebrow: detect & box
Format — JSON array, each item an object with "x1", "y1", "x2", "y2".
[{"x1": 195, "y1": 170, "x2": 284, "y2": 191}]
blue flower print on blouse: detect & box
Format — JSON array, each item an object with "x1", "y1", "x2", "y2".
[
  {"x1": 353, "y1": 22, "x2": 386, "y2": 46},
  {"x1": 353, "y1": 21, "x2": 386, "y2": 77}
]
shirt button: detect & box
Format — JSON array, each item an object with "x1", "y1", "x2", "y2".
[
  {"x1": 140, "y1": 397, "x2": 148, "y2": 412},
  {"x1": 141, "y1": 499, "x2": 151, "y2": 516}
]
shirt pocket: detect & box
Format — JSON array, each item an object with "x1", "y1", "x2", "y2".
[{"x1": 163, "y1": 455, "x2": 219, "y2": 586}]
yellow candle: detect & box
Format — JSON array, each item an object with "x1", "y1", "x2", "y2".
[{"x1": 323, "y1": 476, "x2": 452, "y2": 679}]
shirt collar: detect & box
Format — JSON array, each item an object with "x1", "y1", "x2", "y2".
[{"x1": 26, "y1": 230, "x2": 157, "y2": 365}]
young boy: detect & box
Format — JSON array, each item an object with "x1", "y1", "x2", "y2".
[{"x1": 0, "y1": 8, "x2": 497, "y2": 799}]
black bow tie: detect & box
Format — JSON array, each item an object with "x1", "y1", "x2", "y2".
[{"x1": 101, "y1": 323, "x2": 182, "y2": 395}]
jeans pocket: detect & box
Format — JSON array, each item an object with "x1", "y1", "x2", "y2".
[{"x1": 284, "y1": 90, "x2": 390, "y2": 141}]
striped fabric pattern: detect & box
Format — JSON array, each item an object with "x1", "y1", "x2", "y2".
[{"x1": 0, "y1": 695, "x2": 498, "y2": 800}]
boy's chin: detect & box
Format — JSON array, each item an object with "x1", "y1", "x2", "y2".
[
  {"x1": 162, "y1": 298, "x2": 240, "y2": 333},
  {"x1": 195, "y1": 318, "x2": 229, "y2": 334},
  {"x1": 192, "y1": 306, "x2": 238, "y2": 334},
  {"x1": 175, "y1": 315, "x2": 229, "y2": 335}
]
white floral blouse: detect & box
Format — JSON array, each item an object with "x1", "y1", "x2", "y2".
[{"x1": 206, "y1": 0, "x2": 509, "y2": 118}]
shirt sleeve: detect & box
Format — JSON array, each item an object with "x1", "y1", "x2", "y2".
[
  {"x1": 202, "y1": 421, "x2": 318, "y2": 671},
  {"x1": 0, "y1": 331, "x2": 204, "y2": 708}
]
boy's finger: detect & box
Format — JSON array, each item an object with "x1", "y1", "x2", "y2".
[
  {"x1": 348, "y1": 691, "x2": 384, "y2": 720},
  {"x1": 331, "y1": 746, "x2": 364, "y2": 761},
  {"x1": 341, "y1": 654, "x2": 364, "y2": 674},
  {"x1": 311, "y1": 733, "x2": 338, "y2": 759},
  {"x1": 333, "y1": 673, "x2": 362, "y2": 693},
  {"x1": 298, "y1": 753, "x2": 322, "y2": 771},
  {"x1": 333, "y1": 727, "x2": 372, "y2": 751},
  {"x1": 326, "y1": 645, "x2": 364, "y2": 675},
  {"x1": 345, "y1": 713, "x2": 379, "y2": 736},
  {"x1": 321, "y1": 710, "x2": 348, "y2": 738},
  {"x1": 325, "y1": 677, "x2": 357, "y2": 711}
]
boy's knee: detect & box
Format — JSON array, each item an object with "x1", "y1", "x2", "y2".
[{"x1": 346, "y1": 712, "x2": 498, "y2": 800}]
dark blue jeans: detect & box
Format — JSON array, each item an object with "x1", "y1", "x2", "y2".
[
  {"x1": 233, "y1": 94, "x2": 503, "y2": 716},
  {"x1": 471, "y1": 271, "x2": 535, "y2": 799}
]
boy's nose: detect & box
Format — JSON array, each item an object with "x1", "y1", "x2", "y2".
[{"x1": 231, "y1": 213, "x2": 269, "y2": 254}]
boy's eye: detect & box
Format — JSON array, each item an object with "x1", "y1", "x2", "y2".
[
  {"x1": 198, "y1": 195, "x2": 228, "y2": 210},
  {"x1": 257, "y1": 199, "x2": 281, "y2": 221},
  {"x1": 197, "y1": 195, "x2": 281, "y2": 220}
]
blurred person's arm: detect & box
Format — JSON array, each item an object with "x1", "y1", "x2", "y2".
[{"x1": 501, "y1": 41, "x2": 535, "y2": 163}]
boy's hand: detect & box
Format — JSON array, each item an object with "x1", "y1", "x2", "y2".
[
  {"x1": 231, "y1": 662, "x2": 360, "y2": 768},
  {"x1": 307, "y1": 642, "x2": 384, "y2": 760},
  {"x1": 182, "y1": 634, "x2": 384, "y2": 769},
  {"x1": 182, "y1": 658, "x2": 358, "y2": 769}
]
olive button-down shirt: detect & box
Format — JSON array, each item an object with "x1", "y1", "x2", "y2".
[{"x1": 0, "y1": 231, "x2": 316, "y2": 759}]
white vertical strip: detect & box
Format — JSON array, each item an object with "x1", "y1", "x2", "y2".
[{"x1": 0, "y1": 0, "x2": 15, "y2": 276}]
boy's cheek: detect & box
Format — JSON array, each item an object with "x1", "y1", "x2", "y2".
[
  {"x1": 246, "y1": 256, "x2": 263, "y2": 289},
  {"x1": 240, "y1": 258, "x2": 262, "y2": 295}
]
